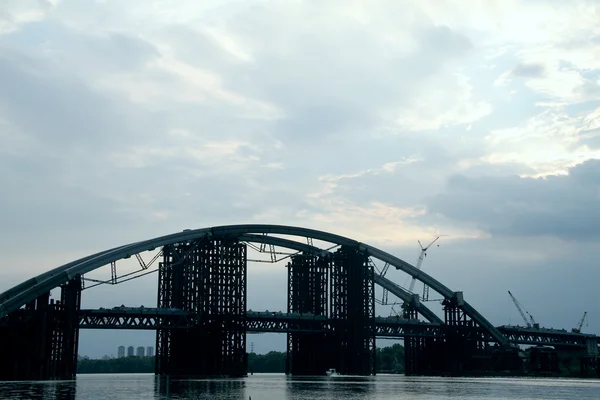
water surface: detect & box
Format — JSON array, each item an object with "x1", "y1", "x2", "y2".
[{"x1": 1, "y1": 373, "x2": 599, "y2": 399}]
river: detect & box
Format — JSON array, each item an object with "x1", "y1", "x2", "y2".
[{"x1": 1, "y1": 374, "x2": 599, "y2": 399}]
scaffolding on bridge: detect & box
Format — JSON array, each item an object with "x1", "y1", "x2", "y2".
[
  {"x1": 331, "y1": 246, "x2": 376, "y2": 375},
  {"x1": 286, "y1": 253, "x2": 329, "y2": 375},
  {"x1": 0, "y1": 275, "x2": 81, "y2": 380},
  {"x1": 156, "y1": 238, "x2": 247, "y2": 377}
]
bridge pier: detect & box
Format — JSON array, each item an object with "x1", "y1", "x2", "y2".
[
  {"x1": 441, "y1": 294, "x2": 486, "y2": 375},
  {"x1": 404, "y1": 292, "x2": 523, "y2": 376},
  {"x1": 0, "y1": 275, "x2": 81, "y2": 381},
  {"x1": 286, "y1": 254, "x2": 330, "y2": 375},
  {"x1": 330, "y1": 246, "x2": 375, "y2": 375},
  {"x1": 581, "y1": 339, "x2": 600, "y2": 377},
  {"x1": 285, "y1": 247, "x2": 376, "y2": 376},
  {"x1": 402, "y1": 296, "x2": 439, "y2": 375},
  {"x1": 156, "y1": 238, "x2": 247, "y2": 377},
  {"x1": 581, "y1": 357, "x2": 600, "y2": 377}
]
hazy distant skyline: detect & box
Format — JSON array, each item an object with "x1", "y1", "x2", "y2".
[{"x1": 2, "y1": 1, "x2": 600, "y2": 358}]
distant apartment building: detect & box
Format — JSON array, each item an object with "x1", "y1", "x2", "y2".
[
  {"x1": 118, "y1": 346, "x2": 125, "y2": 358},
  {"x1": 136, "y1": 346, "x2": 145, "y2": 357},
  {"x1": 146, "y1": 346, "x2": 154, "y2": 357},
  {"x1": 127, "y1": 346, "x2": 134, "y2": 357}
]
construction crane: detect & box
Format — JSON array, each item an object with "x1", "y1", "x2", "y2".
[
  {"x1": 407, "y1": 237, "x2": 440, "y2": 295},
  {"x1": 508, "y1": 291, "x2": 539, "y2": 328},
  {"x1": 572, "y1": 311, "x2": 588, "y2": 333}
]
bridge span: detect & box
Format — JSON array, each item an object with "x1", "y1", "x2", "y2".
[
  {"x1": 0, "y1": 225, "x2": 598, "y2": 380},
  {"x1": 75, "y1": 308, "x2": 599, "y2": 349},
  {"x1": 76, "y1": 308, "x2": 442, "y2": 337}
]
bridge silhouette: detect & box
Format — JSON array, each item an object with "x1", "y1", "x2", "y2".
[{"x1": 0, "y1": 225, "x2": 598, "y2": 380}]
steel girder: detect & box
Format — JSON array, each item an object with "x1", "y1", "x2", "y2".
[
  {"x1": 498, "y1": 326, "x2": 598, "y2": 347},
  {"x1": 76, "y1": 309, "x2": 597, "y2": 349},
  {"x1": 375, "y1": 316, "x2": 442, "y2": 338},
  {"x1": 78, "y1": 308, "x2": 442, "y2": 338},
  {"x1": 79, "y1": 309, "x2": 196, "y2": 330}
]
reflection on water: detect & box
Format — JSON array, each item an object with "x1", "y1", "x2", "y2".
[
  {"x1": 0, "y1": 380, "x2": 76, "y2": 400},
  {"x1": 154, "y1": 376, "x2": 246, "y2": 399},
  {"x1": 1, "y1": 374, "x2": 600, "y2": 400},
  {"x1": 285, "y1": 375, "x2": 375, "y2": 399}
]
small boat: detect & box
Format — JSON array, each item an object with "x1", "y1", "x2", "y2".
[{"x1": 326, "y1": 368, "x2": 340, "y2": 377}]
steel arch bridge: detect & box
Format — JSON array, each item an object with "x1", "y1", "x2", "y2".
[
  {"x1": 1, "y1": 225, "x2": 598, "y2": 380},
  {"x1": 0, "y1": 225, "x2": 502, "y2": 338}
]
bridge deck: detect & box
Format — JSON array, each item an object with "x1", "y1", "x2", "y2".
[
  {"x1": 78, "y1": 309, "x2": 442, "y2": 337},
  {"x1": 75, "y1": 308, "x2": 599, "y2": 347}
]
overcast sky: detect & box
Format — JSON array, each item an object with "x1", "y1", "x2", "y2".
[{"x1": 1, "y1": 0, "x2": 600, "y2": 358}]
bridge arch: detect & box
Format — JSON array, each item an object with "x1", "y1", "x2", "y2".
[{"x1": 0, "y1": 224, "x2": 507, "y2": 345}]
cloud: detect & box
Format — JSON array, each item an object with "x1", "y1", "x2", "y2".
[
  {"x1": 394, "y1": 73, "x2": 492, "y2": 131},
  {"x1": 0, "y1": 46, "x2": 163, "y2": 152},
  {"x1": 0, "y1": 0, "x2": 55, "y2": 34},
  {"x1": 481, "y1": 105, "x2": 600, "y2": 176},
  {"x1": 427, "y1": 159, "x2": 600, "y2": 240},
  {"x1": 512, "y1": 62, "x2": 545, "y2": 78},
  {"x1": 133, "y1": 3, "x2": 488, "y2": 137}
]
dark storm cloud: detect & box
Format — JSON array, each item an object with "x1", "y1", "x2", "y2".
[{"x1": 426, "y1": 159, "x2": 600, "y2": 240}]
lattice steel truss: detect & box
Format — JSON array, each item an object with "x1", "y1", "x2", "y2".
[
  {"x1": 403, "y1": 303, "x2": 423, "y2": 374},
  {"x1": 54, "y1": 276, "x2": 81, "y2": 380},
  {"x1": 406, "y1": 294, "x2": 492, "y2": 376},
  {"x1": 0, "y1": 275, "x2": 81, "y2": 380},
  {"x1": 442, "y1": 296, "x2": 490, "y2": 373},
  {"x1": 330, "y1": 246, "x2": 375, "y2": 375},
  {"x1": 286, "y1": 254, "x2": 330, "y2": 375},
  {"x1": 156, "y1": 238, "x2": 247, "y2": 377}
]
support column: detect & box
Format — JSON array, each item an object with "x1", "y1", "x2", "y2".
[
  {"x1": 330, "y1": 246, "x2": 375, "y2": 375},
  {"x1": 442, "y1": 292, "x2": 495, "y2": 375},
  {"x1": 156, "y1": 238, "x2": 247, "y2": 377},
  {"x1": 402, "y1": 296, "x2": 422, "y2": 375},
  {"x1": 54, "y1": 275, "x2": 82, "y2": 379},
  {"x1": 0, "y1": 275, "x2": 81, "y2": 381},
  {"x1": 286, "y1": 254, "x2": 329, "y2": 375}
]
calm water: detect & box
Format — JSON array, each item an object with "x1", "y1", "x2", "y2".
[{"x1": 1, "y1": 374, "x2": 599, "y2": 399}]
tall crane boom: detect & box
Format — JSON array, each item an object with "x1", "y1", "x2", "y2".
[
  {"x1": 572, "y1": 311, "x2": 588, "y2": 333},
  {"x1": 407, "y1": 237, "x2": 439, "y2": 293},
  {"x1": 508, "y1": 291, "x2": 538, "y2": 328}
]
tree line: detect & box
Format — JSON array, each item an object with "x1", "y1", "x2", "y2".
[
  {"x1": 78, "y1": 356, "x2": 155, "y2": 374},
  {"x1": 247, "y1": 344, "x2": 405, "y2": 373},
  {"x1": 77, "y1": 344, "x2": 405, "y2": 374}
]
